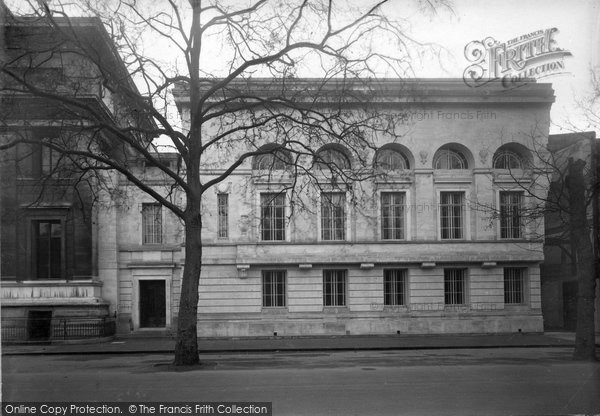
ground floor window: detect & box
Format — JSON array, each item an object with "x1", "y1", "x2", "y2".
[
  {"x1": 444, "y1": 268, "x2": 467, "y2": 305},
  {"x1": 263, "y1": 270, "x2": 286, "y2": 307},
  {"x1": 323, "y1": 270, "x2": 346, "y2": 306},
  {"x1": 504, "y1": 267, "x2": 525, "y2": 304},
  {"x1": 384, "y1": 269, "x2": 407, "y2": 306}
]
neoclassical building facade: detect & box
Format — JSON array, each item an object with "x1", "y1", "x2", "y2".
[
  {"x1": 0, "y1": 8, "x2": 151, "y2": 341},
  {"x1": 107, "y1": 78, "x2": 554, "y2": 336}
]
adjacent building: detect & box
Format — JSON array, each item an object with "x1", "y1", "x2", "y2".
[
  {"x1": 541, "y1": 131, "x2": 599, "y2": 332},
  {"x1": 0, "y1": 8, "x2": 149, "y2": 341}
]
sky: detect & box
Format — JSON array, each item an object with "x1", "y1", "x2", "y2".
[
  {"x1": 6, "y1": 0, "x2": 599, "y2": 135},
  {"x1": 384, "y1": 0, "x2": 600, "y2": 134},
  {"x1": 179, "y1": 0, "x2": 600, "y2": 135}
]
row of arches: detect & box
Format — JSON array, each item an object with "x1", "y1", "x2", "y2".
[{"x1": 252, "y1": 142, "x2": 533, "y2": 171}]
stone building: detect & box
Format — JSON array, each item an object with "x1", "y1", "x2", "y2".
[
  {"x1": 0, "y1": 2, "x2": 559, "y2": 339},
  {"x1": 0, "y1": 8, "x2": 149, "y2": 341},
  {"x1": 110, "y1": 78, "x2": 555, "y2": 337}
]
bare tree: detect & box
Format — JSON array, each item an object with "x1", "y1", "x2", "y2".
[
  {"x1": 1, "y1": 0, "x2": 450, "y2": 365},
  {"x1": 565, "y1": 157, "x2": 597, "y2": 360},
  {"x1": 472, "y1": 124, "x2": 597, "y2": 361},
  {"x1": 548, "y1": 68, "x2": 599, "y2": 361}
]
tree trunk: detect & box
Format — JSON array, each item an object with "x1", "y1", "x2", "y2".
[
  {"x1": 173, "y1": 214, "x2": 202, "y2": 366},
  {"x1": 567, "y1": 159, "x2": 597, "y2": 361}
]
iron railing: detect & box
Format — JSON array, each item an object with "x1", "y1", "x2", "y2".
[{"x1": 1, "y1": 316, "x2": 116, "y2": 342}]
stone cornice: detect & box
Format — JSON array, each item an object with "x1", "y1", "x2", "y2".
[{"x1": 173, "y1": 78, "x2": 555, "y2": 109}]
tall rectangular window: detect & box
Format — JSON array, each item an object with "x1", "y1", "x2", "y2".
[
  {"x1": 16, "y1": 142, "x2": 36, "y2": 178},
  {"x1": 262, "y1": 270, "x2": 286, "y2": 307},
  {"x1": 440, "y1": 192, "x2": 464, "y2": 240},
  {"x1": 16, "y1": 143, "x2": 64, "y2": 179},
  {"x1": 381, "y1": 192, "x2": 405, "y2": 240},
  {"x1": 504, "y1": 268, "x2": 525, "y2": 304},
  {"x1": 321, "y1": 192, "x2": 346, "y2": 241},
  {"x1": 33, "y1": 220, "x2": 62, "y2": 279},
  {"x1": 217, "y1": 193, "x2": 228, "y2": 239},
  {"x1": 444, "y1": 268, "x2": 466, "y2": 305},
  {"x1": 384, "y1": 269, "x2": 407, "y2": 306},
  {"x1": 260, "y1": 193, "x2": 286, "y2": 241},
  {"x1": 142, "y1": 203, "x2": 162, "y2": 244},
  {"x1": 500, "y1": 192, "x2": 523, "y2": 239},
  {"x1": 41, "y1": 146, "x2": 59, "y2": 176},
  {"x1": 323, "y1": 270, "x2": 346, "y2": 307}
]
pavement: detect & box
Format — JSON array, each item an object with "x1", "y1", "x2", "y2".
[{"x1": 2, "y1": 331, "x2": 594, "y2": 355}]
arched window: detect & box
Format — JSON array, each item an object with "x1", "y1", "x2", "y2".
[
  {"x1": 434, "y1": 149, "x2": 468, "y2": 169},
  {"x1": 252, "y1": 145, "x2": 291, "y2": 170},
  {"x1": 254, "y1": 153, "x2": 288, "y2": 170},
  {"x1": 493, "y1": 150, "x2": 524, "y2": 169},
  {"x1": 315, "y1": 147, "x2": 351, "y2": 170},
  {"x1": 375, "y1": 148, "x2": 409, "y2": 170}
]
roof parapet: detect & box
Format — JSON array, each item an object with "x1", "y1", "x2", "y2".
[{"x1": 172, "y1": 78, "x2": 555, "y2": 108}]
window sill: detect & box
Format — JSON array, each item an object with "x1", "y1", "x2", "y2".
[
  {"x1": 433, "y1": 171, "x2": 473, "y2": 184},
  {"x1": 493, "y1": 171, "x2": 532, "y2": 183},
  {"x1": 251, "y1": 172, "x2": 293, "y2": 185},
  {"x1": 10, "y1": 280, "x2": 102, "y2": 286},
  {"x1": 383, "y1": 305, "x2": 409, "y2": 312},
  {"x1": 261, "y1": 307, "x2": 288, "y2": 314},
  {"x1": 503, "y1": 304, "x2": 530, "y2": 311},
  {"x1": 120, "y1": 244, "x2": 181, "y2": 251},
  {"x1": 322, "y1": 306, "x2": 349, "y2": 313},
  {"x1": 319, "y1": 240, "x2": 348, "y2": 243},
  {"x1": 16, "y1": 177, "x2": 73, "y2": 182},
  {"x1": 374, "y1": 172, "x2": 414, "y2": 184},
  {"x1": 443, "y1": 305, "x2": 470, "y2": 313}
]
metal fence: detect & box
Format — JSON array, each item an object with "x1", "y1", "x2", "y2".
[{"x1": 1, "y1": 316, "x2": 116, "y2": 342}]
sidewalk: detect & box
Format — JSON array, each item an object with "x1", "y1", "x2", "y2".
[{"x1": 2, "y1": 331, "x2": 589, "y2": 356}]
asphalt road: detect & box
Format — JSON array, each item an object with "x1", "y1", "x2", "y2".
[{"x1": 3, "y1": 347, "x2": 600, "y2": 415}]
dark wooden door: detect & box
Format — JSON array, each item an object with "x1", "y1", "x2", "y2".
[
  {"x1": 139, "y1": 280, "x2": 166, "y2": 328},
  {"x1": 28, "y1": 310, "x2": 52, "y2": 340}
]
